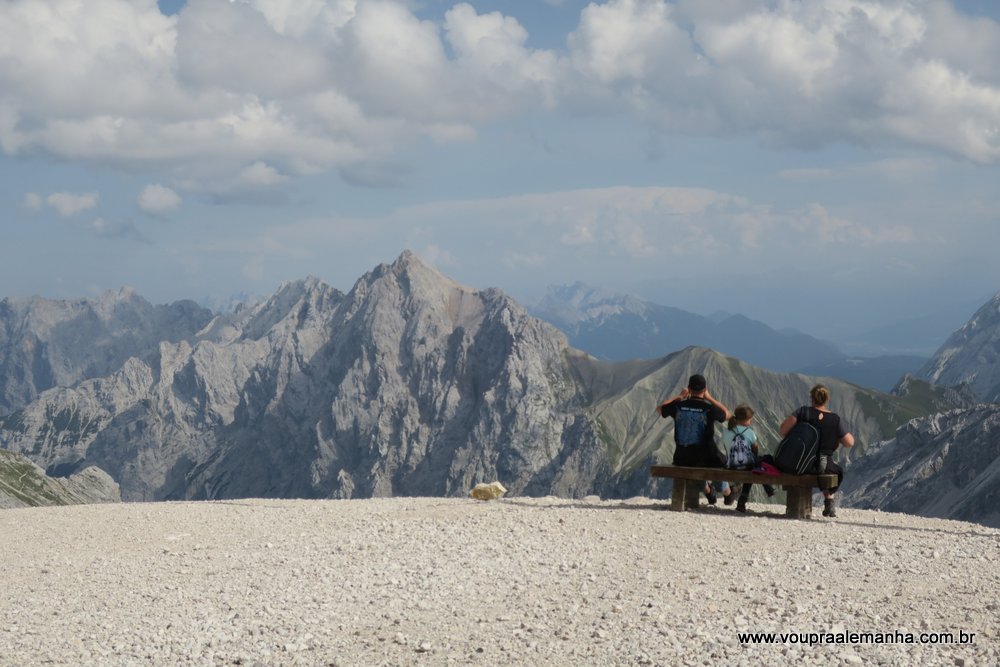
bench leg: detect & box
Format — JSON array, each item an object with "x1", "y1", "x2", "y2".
[
  {"x1": 670, "y1": 479, "x2": 688, "y2": 511},
  {"x1": 785, "y1": 487, "x2": 812, "y2": 519},
  {"x1": 670, "y1": 479, "x2": 704, "y2": 511}
]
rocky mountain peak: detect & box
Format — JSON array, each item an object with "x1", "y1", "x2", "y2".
[
  {"x1": 365, "y1": 250, "x2": 467, "y2": 295},
  {"x1": 343, "y1": 250, "x2": 499, "y2": 338},
  {"x1": 235, "y1": 277, "x2": 344, "y2": 342},
  {"x1": 917, "y1": 290, "x2": 1000, "y2": 401}
]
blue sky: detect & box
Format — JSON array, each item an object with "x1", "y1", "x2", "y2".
[{"x1": 2, "y1": 0, "x2": 999, "y2": 350}]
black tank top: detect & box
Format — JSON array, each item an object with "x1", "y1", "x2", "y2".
[{"x1": 795, "y1": 406, "x2": 842, "y2": 453}]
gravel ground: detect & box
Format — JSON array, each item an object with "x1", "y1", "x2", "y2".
[{"x1": 1, "y1": 496, "x2": 997, "y2": 666}]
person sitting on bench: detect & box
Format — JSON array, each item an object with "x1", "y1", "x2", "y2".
[
  {"x1": 658, "y1": 374, "x2": 730, "y2": 504},
  {"x1": 778, "y1": 384, "x2": 855, "y2": 518}
]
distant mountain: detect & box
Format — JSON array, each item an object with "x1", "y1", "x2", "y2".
[
  {"x1": 198, "y1": 291, "x2": 264, "y2": 315},
  {"x1": 0, "y1": 254, "x2": 967, "y2": 504},
  {"x1": 0, "y1": 448, "x2": 119, "y2": 509},
  {"x1": 0, "y1": 289, "x2": 213, "y2": 416},
  {"x1": 916, "y1": 291, "x2": 1000, "y2": 401},
  {"x1": 835, "y1": 296, "x2": 989, "y2": 357},
  {"x1": 841, "y1": 404, "x2": 1000, "y2": 528},
  {"x1": 532, "y1": 283, "x2": 844, "y2": 372},
  {"x1": 794, "y1": 355, "x2": 928, "y2": 393}
]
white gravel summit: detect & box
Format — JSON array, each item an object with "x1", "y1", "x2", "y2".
[{"x1": 1, "y1": 497, "x2": 997, "y2": 666}]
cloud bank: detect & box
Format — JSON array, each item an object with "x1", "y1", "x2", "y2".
[{"x1": 0, "y1": 0, "x2": 998, "y2": 192}]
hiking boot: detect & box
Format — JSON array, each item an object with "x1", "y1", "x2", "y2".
[
  {"x1": 705, "y1": 488, "x2": 717, "y2": 505},
  {"x1": 723, "y1": 491, "x2": 735, "y2": 506},
  {"x1": 736, "y1": 498, "x2": 748, "y2": 513},
  {"x1": 823, "y1": 497, "x2": 837, "y2": 518}
]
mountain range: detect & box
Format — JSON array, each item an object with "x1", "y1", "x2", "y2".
[
  {"x1": 0, "y1": 288, "x2": 213, "y2": 417},
  {"x1": 531, "y1": 283, "x2": 844, "y2": 372},
  {"x1": 0, "y1": 253, "x2": 972, "y2": 507},
  {"x1": 531, "y1": 283, "x2": 928, "y2": 390}
]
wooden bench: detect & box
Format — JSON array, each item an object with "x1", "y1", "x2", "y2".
[{"x1": 650, "y1": 465, "x2": 838, "y2": 519}]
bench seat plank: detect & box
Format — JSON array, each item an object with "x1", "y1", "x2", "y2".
[
  {"x1": 651, "y1": 465, "x2": 837, "y2": 519},
  {"x1": 651, "y1": 465, "x2": 836, "y2": 488}
]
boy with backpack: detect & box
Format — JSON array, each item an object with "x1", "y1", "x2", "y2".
[{"x1": 723, "y1": 404, "x2": 775, "y2": 513}]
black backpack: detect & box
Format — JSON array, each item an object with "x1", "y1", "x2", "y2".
[{"x1": 774, "y1": 420, "x2": 820, "y2": 474}]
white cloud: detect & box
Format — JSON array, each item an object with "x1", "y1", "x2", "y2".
[
  {"x1": 569, "y1": 0, "x2": 694, "y2": 86},
  {"x1": 47, "y1": 192, "x2": 98, "y2": 216},
  {"x1": 239, "y1": 161, "x2": 289, "y2": 186},
  {"x1": 138, "y1": 184, "x2": 182, "y2": 213},
  {"x1": 0, "y1": 0, "x2": 998, "y2": 187},
  {"x1": 792, "y1": 203, "x2": 916, "y2": 247},
  {"x1": 568, "y1": 0, "x2": 1000, "y2": 160},
  {"x1": 444, "y1": 4, "x2": 561, "y2": 113},
  {"x1": 229, "y1": 186, "x2": 918, "y2": 282}
]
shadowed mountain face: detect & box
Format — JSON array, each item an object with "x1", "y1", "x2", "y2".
[
  {"x1": 0, "y1": 253, "x2": 970, "y2": 503},
  {"x1": 841, "y1": 405, "x2": 1000, "y2": 528},
  {"x1": 532, "y1": 283, "x2": 844, "y2": 372},
  {"x1": 0, "y1": 289, "x2": 213, "y2": 417},
  {"x1": 917, "y1": 292, "x2": 1000, "y2": 402}
]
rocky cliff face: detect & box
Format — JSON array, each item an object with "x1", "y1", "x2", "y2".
[
  {"x1": 0, "y1": 254, "x2": 615, "y2": 501},
  {"x1": 0, "y1": 289, "x2": 213, "y2": 416},
  {"x1": 917, "y1": 291, "x2": 1000, "y2": 401},
  {"x1": 840, "y1": 405, "x2": 1000, "y2": 528},
  {"x1": 0, "y1": 253, "x2": 969, "y2": 504},
  {"x1": 0, "y1": 448, "x2": 119, "y2": 509}
]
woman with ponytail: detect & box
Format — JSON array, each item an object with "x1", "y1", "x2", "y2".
[{"x1": 778, "y1": 385, "x2": 855, "y2": 517}]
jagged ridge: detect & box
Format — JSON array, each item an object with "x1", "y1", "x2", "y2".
[
  {"x1": 841, "y1": 405, "x2": 1000, "y2": 528},
  {"x1": 0, "y1": 252, "x2": 971, "y2": 504}
]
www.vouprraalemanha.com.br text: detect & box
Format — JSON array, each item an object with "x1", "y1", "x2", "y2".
[{"x1": 738, "y1": 630, "x2": 977, "y2": 646}]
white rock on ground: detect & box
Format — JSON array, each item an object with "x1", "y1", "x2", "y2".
[{"x1": 0, "y1": 498, "x2": 997, "y2": 666}]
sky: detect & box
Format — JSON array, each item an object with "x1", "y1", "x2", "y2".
[{"x1": 2, "y1": 0, "x2": 999, "y2": 351}]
